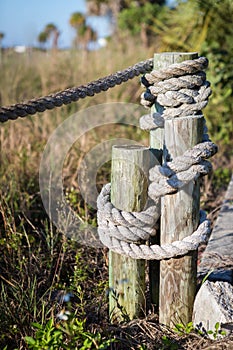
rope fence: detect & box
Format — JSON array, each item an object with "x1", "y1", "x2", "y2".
[
  {"x1": 1, "y1": 52, "x2": 220, "y2": 327},
  {"x1": 97, "y1": 55, "x2": 217, "y2": 260}
]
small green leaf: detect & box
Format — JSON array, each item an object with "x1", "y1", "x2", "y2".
[
  {"x1": 25, "y1": 336, "x2": 36, "y2": 345},
  {"x1": 31, "y1": 322, "x2": 43, "y2": 329},
  {"x1": 46, "y1": 318, "x2": 53, "y2": 329}
]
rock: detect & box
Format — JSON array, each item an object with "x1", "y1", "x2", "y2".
[
  {"x1": 193, "y1": 280, "x2": 233, "y2": 338},
  {"x1": 198, "y1": 175, "x2": 233, "y2": 284}
]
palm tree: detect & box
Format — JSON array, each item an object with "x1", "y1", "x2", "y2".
[
  {"x1": 87, "y1": 0, "x2": 110, "y2": 16},
  {"x1": 80, "y1": 24, "x2": 97, "y2": 50},
  {"x1": 0, "y1": 32, "x2": 4, "y2": 63},
  {"x1": 69, "y1": 12, "x2": 86, "y2": 28},
  {"x1": 69, "y1": 12, "x2": 86, "y2": 48},
  {"x1": 0, "y1": 32, "x2": 4, "y2": 44},
  {"x1": 69, "y1": 12, "x2": 96, "y2": 50},
  {"x1": 37, "y1": 31, "x2": 48, "y2": 49},
  {"x1": 44, "y1": 23, "x2": 60, "y2": 51},
  {"x1": 86, "y1": 0, "x2": 166, "y2": 35}
]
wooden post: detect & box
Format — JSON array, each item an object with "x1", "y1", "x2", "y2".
[
  {"x1": 109, "y1": 145, "x2": 150, "y2": 322},
  {"x1": 149, "y1": 52, "x2": 197, "y2": 308},
  {"x1": 159, "y1": 52, "x2": 204, "y2": 327}
]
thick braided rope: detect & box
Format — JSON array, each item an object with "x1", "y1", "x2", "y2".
[
  {"x1": 97, "y1": 185, "x2": 211, "y2": 260},
  {"x1": 97, "y1": 141, "x2": 216, "y2": 259},
  {"x1": 0, "y1": 58, "x2": 153, "y2": 123},
  {"x1": 149, "y1": 141, "x2": 218, "y2": 200},
  {"x1": 97, "y1": 183, "x2": 160, "y2": 242},
  {"x1": 97, "y1": 56, "x2": 217, "y2": 260},
  {"x1": 143, "y1": 56, "x2": 208, "y2": 84},
  {"x1": 140, "y1": 57, "x2": 212, "y2": 119}
]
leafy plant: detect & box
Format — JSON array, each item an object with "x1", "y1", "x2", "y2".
[
  {"x1": 118, "y1": 2, "x2": 166, "y2": 47},
  {"x1": 161, "y1": 335, "x2": 178, "y2": 350},
  {"x1": 25, "y1": 316, "x2": 116, "y2": 349},
  {"x1": 175, "y1": 321, "x2": 227, "y2": 340},
  {"x1": 109, "y1": 288, "x2": 131, "y2": 323},
  {"x1": 25, "y1": 319, "x2": 63, "y2": 349},
  {"x1": 207, "y1": 322, "x2": 227, "y2": 339},
  {"x1": 174, "y1": 321, "x2": 194, "y2": 335},
  {"x1": 212, "y1": 168, "x2": 231, "y2": 191}
]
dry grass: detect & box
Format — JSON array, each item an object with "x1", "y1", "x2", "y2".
[{"x1": 0, "y1": 42, "x2": 232, "y2": 349}]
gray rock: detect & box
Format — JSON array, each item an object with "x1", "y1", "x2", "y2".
[
  {"x1": 198, "y1": 175, "x2": 233, "y2": 284},
  {"x1": 193, "y1": 280, "x2": 233, "y2": 338}
]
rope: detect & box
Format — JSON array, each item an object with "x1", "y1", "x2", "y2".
[
  {"x1": 148, "y1": 141, "x2": 218, "y2": 200},
  {"x1": 97, "y1": 188, "x2": 210, "y2": 259},
  {"x1": 140, "y1": 57, "x2": 212, "y2": 119},
  {"x1": 142, "y1": 56, "x2": 208, "y2": 85},
  {"x1": 0, "y1": 58, "x2": 153, "y2": 123},
  {"x1": 97, "y1": 183, "x2": 160, "y2": 242},
  {"x1": 97, "y1": 139, "x2": 216, "y2": 260},
  {"x1": 97, "y1": 56, "x2": 218, "y2": 260}
]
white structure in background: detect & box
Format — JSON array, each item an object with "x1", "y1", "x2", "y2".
[
  {"x1": 14, "y1": 45, "x2": 27, "y2": 53},
  {"x1": 98, "y1": 37, "x2": 107, "y2": 48}
]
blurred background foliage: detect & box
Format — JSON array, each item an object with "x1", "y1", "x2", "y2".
[{"x1": 115, "y1": 0, "x2": 233, "y2": 149}]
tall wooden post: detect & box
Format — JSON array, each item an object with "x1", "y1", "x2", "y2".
[
  {"x1": 159, "y1": 52, "x2": 204, "y2": 327},
  {"x1": 109, "y1": 145, "x2": 150, "y2": 322},
  {"x1": 149, "y1": 52, "x2": 198, "y2": 308}
]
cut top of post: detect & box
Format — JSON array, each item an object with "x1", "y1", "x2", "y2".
[{"x1": 153, "y1": 52, "x2": 198, "y2": 69}]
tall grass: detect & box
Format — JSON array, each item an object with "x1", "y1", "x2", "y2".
[
  {"x1": 0, "y1": 41, "x2": 152, "y2": 349},
  {"x1": 0, "y1": 40, "x2": 231, "y2": 349}
]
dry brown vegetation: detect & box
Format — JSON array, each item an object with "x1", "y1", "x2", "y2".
[{"x1": 0, "y1": 41, "x2": 232, "y2": 349}]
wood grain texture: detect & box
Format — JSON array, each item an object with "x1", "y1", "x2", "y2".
[
  {"x1": 158, "y1": 52, "x2": 203, "y2": 327},
  {"x1": 149, "y1": 52, "x2": 198, "y2": 309},
  {"x1": 160, "y1": 115, "x2": 204, "y2": 326},
  {"x1": 109, "y1": 145, "x2": 150, "y2": 322}
]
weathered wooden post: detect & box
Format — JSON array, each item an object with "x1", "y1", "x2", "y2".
[
  {"x1": 159, "y1": 52, "x2": 204, "y2": 326},
  {"x1": 149, "y1": 52, "x2": 197, "y2": 308},
  {"x1": 109, "y1": 145, "x2": 150, "y2": 322}
]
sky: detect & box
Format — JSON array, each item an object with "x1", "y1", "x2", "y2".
[
  {"x1": 0, "y1": 0, "x2": 112, "y2": 48},
  {"x1": 0, "y1": 0, "x2": 176, "y2": 49}
]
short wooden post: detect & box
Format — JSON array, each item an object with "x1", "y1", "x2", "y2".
[
  {"x1": 109, "y1": 145, "x2": 150, "y2": 322},
  {"x1": 159, "y1": 52, "x2": 204, "y2": 327}
]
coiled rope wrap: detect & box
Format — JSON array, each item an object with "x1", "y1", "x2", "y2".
[
  {"x1": 140, "y1": 57, "x2": 212, "y2": 127},
  {"x1": 98, "y1": 190, "x2": 211, "y2": 260},
  {"x1": 148, "y1": 141, "x2": 218, "y2": 200},
  {"x1": 97, "y1": 56, "x2": 218, "y2": 260},
  {"x1": 97, "y1": 183, "x2": 160, "y2": 243}
]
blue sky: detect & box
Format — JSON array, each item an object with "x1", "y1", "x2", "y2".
[
  {"x1": 0, "y1": 0, "x2": 112, "y2": 48},
  {"x1": 0, "y1": 0, "x2": 176, "y2": 48}
]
